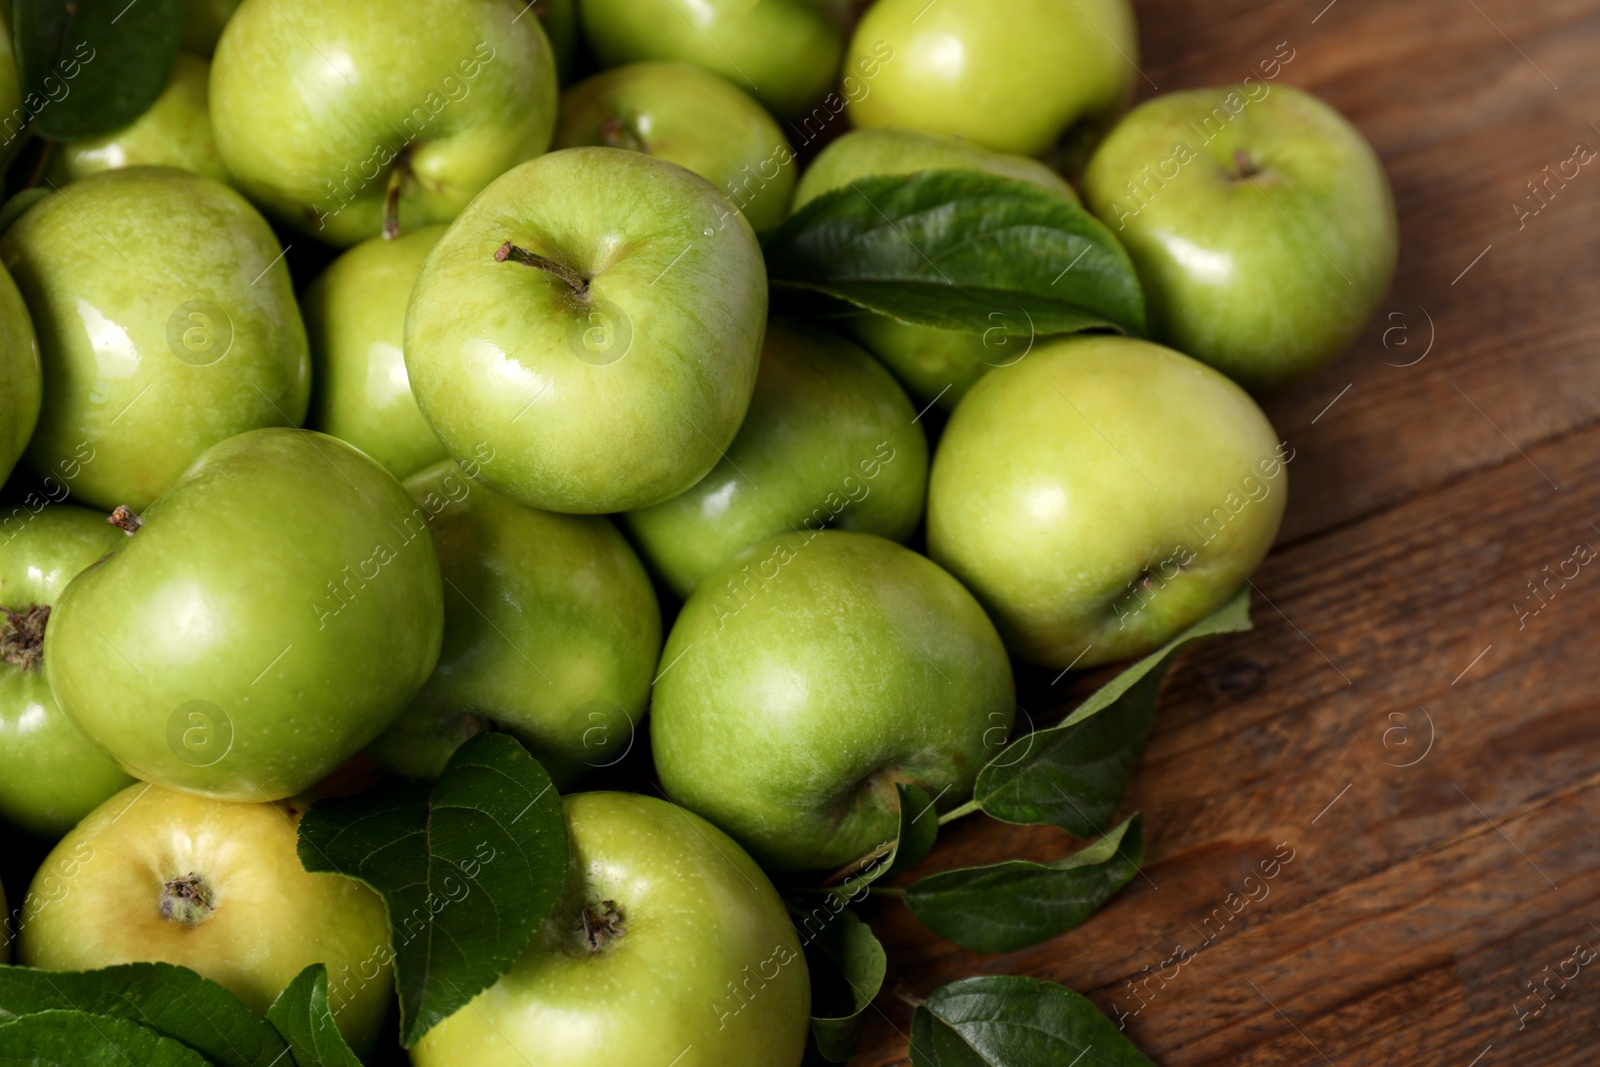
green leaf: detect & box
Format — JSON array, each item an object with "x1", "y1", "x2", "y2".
[
  {"x1": 297, "y1": 733, "x2": 569, "y2": 1047},
  {"x1": 803, "y1": 910, "x2": 887, "y2": 1063},
  {"x1": 13, "y1": 0, "x2": 184, "y2": 140},
  {"x1": 266, "y1": 965, "x2": 362, "y2": 1067},
  {"x1": 763, "y1": 170, "x2": 1146, "y2": 339},
  {"x1": 909, "y1": 976, "x2": 1155, "y2": 1067},
  {"x1": 906, "y1": 814, "x2": 1144, "y2": 954},
  {"x1": 976, "y1": 588, "x2": 1253, "y2": 836},
  {"x1": 832, "y1": 782, "x2": 941, "y2": 897},
  {"x1": 0, "y1": 1010, "x2": 211, "y2": 1065},
  {"x1": 0, "y1": 962, "x2": 287, "y2": 1067}
]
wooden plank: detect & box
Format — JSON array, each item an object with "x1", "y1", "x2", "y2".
[{"x1": 853, "y1": 413, "x2": 1600, "y2": 1063}]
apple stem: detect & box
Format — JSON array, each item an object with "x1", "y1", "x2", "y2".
[
  {"x1": 383, "y1": 152, "x2": 411, "y2": 241},
  {"x1": 159, "y1": 872, "x2": 216, "y2": 926},
  {"x1": 1233, "y1": 149, "x2": 1260, "y2": 180},
  {"x1": 820, "y1": 839, "x2": 896, "y2": 887},
  {"x1": 107, "y1": 505, "x2": 143, "y2": 536},
  {"x1": 494, "y1": 242, "x2": 591, "y2": 301},
  {"x1": 0, "y1": 605, "x2": 49, "y2": 671}
]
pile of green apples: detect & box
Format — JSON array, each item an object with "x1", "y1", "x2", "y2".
[{"x1": 0, "y1": 0, "x2": 1397, "y2": 1064}]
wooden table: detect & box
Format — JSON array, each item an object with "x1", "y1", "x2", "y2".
[{"x1": 855, "y1": 1, "x2": 1600, "y2": 1063}]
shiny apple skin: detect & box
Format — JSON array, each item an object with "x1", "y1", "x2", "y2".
[
  {"x1": 555, "y1": 61, "x2": 795, "y2": 232},
  {"x1": 576, "y1": 0, "x2": 844, "y2": 119},
  {"x1": 0, "y1": 257, "x2": 39, "y2": 488},
  {"x1": 1081, "y1": 85, "x2": 1399, "y2": 391},
  {"x1": 304, "y1": 226, "x2": 448, "y2": 480},
  {"x1": 50, "y1": 53, "x2": 227, "y2": 185},
  {"x1": 792, "y1": 127, "x2": 1079, "y2": 209},
  {"x1": 43, "y1": 428, "x2": 444, "y2": 801},
  {"x1": 412, "y1": 791, "x2": 810, "y2": 1067},
  {"x1": 18, "y1": 783, "x2": 392, "y2": 1052},
  {"x1": 0, "y1": 506, "x2": 134, "y2": 837},
  {"x1": 0, "y1": 167, "x2": 309, "y2": 512},
  {"x1": 368, "y1": 460, "x2": 661, "y2": 785},
  {"x1": 927, "y1": 336, "x2": 1286, "y2": 668},
  {"x1": 652, "y1": 530, "x2": 1014, "y2": 872},
  {"x1": 624, "y1": 321, "x2": 928, "y2": 598},
  {"x1": 211, "y1": 0, "x2": 559, "y2": 246},
  {"x1": 846, "y1": 0, "x2": 1137, "y2": 160},
  {"x1": 404, "y1": 147, "x2": 767, "y2": 514}
]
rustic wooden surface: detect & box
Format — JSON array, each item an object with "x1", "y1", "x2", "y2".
[{"x1": 855, "y1": 0, "x2": 1600, "y2": 1063}]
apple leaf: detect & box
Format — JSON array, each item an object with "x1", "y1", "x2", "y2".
[
  {"x1": 909, "y1": 976, "x2": 1156, "y2": 1067},
  {"x1": 296, "y1": 733, "x2": 569, "y2": 1047},
  {"x1": 905, "y1": 814, "x2": 1144, "y2": 954},
  {"x1": 0, "y1": 1009, "x2": 211, "y2": 1065},
  {"x1": 976, "y1": 588, "x2": 1254, "y2": 836},
  {"x1": 13, "y1": 0, "x2": 184, "y2": 141},
  {"x1": 803, "y1": 910, "x2": 887, "y2": 1063},
  {"x1": 830, "y1": 782, "x2": 941, "y2": 898},
  {"x1": 0, "y1": 962, "x2": 288, "y2": 1067},
  {"x1": 763, "y1": 170, "x2": 1146, "y2": 339},
  {"x1": 266, "y1": 965, "x2": 362, "y2": 1067}
]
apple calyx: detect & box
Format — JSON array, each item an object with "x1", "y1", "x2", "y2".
[
  {"x1": 494, "y1": 242, "x2": 591, "y2": 301},
  {"x1": 578, "y1": 899, "x2": 625, "y2": 954},
  {"x1": 1232, "y1": 149, "x2": 1261, "y2": 180},
  {"x1": 159, "y1": 872, "x2": 217, "y2": 926},
  {"x1": 107, "y1": 505, "x2": 144, "y2": 536},
  {"x1": 1, "y1": 605, "x2": 50, "y2": 671},
  {"x1": 598, "y1": 114, "x2": 648, "y2": 154}
]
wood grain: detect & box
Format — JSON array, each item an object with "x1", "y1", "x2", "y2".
[{"x1": 854, "y1": 1, "x2": 1600, "y2": 1063}]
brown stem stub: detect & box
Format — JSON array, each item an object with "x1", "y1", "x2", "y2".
[
  {"x1": 579, "y1": 899, "x2": 625, "y2": 953},
  {"x1": 2, "y1": 605, "x2": 50, "y2": 671},
  {"x1": 108, "y1": 505, "x2": 143, "y2": 535},
  {"x1": 598, "y1": 114, "x2": 647, "y2": 154},
  {"x1": 494, "y1": 241, "x2": 591, "y2": 301},
  {"x1": 1233, "y1": 149, "x2": 1260, "y2": 179},
  {"x1": 159, "y1": 872, "x2": 216, "y2": 926},
  {"x1": 382, "y1": 151, "x2": 412, "y2": 241}
]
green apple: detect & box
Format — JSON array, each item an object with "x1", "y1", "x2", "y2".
[
  {"x1": 412, "y1": 791, "x2": 810, "y2": 1067},
  {"x1": 927, "y1": 335, "x2": 1286, "y2": 668},
  {"x1": 0, "y1": 258, "x2": 39, "y2": 489},
  {"x1": 181, "y1": 0, "x2": 242, "y2": 53},
  {"x1": 792, "y1": 127, "x2": 1078, "y2": 209},
  {"x1": 1080, "y1": 84, "x2": 1398, "y2": 390},
  {"x1": 406, "y1": 147, "x2": 767, "y2": 514},
  {"x1": 44, "y1": 427, "x2": 444, "y2": 801},
  {"x1": 18, "y1": 783, "x2": 392, "y2": 1051},
  {"x1": 211, "y1": 0, "x2": 559, "y2": 246},
  {"x1": 48, "y1": 53, "x2": 227, "y2": 185},
  {"x1": 368, "y1": 460, "x2": 661, "y2": 785},
  {"x1": 624, "y1": 321, "x2": 927, "y2": 598},
  {"x1": 0, "y1": 17, "x2": 23, "y2": 173},
  {"x1": 576, "y1": 0, "x2": 844, "y2": 119},
  {"x1": 1, "y1": 167, "x2": 309, "y2": 512},
  {"x1": 652, "y1": 530, "x2": 1013, "y2": 871},
  {"x1": 793, "y1": 126, "x2": 1080, "y2": 409},
  {"x1": 846, "y1": 0, "x2": 1137, "y2": 161},
  {"x1": 555, "y1": 61, "x2": 795, "y2": 232},
  {"x1": 303, "y1": 227, "x2": 447, "y2": 480},
  {"x1": 0, "y1": 506, "x2": 134, "y2": 836}
]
